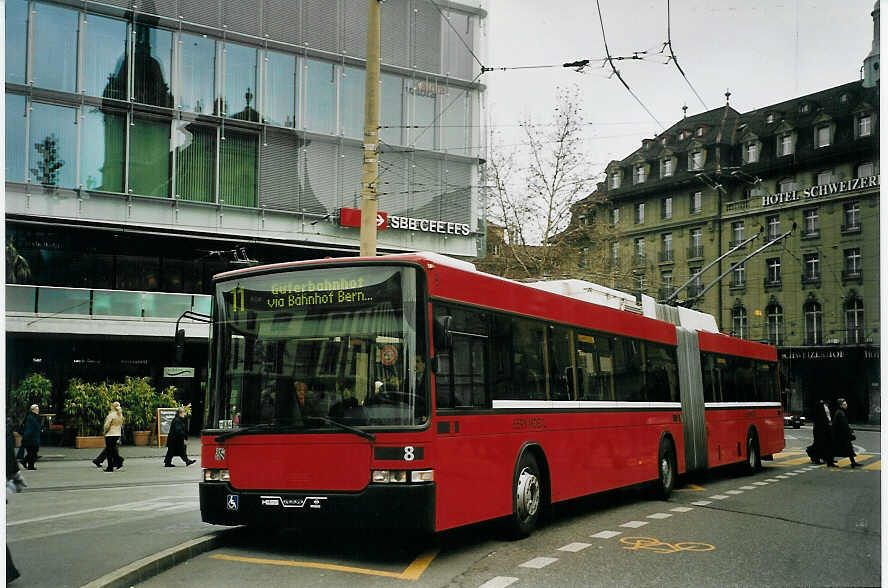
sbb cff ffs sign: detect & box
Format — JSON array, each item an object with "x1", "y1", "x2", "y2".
[{"x1": 339, "y1": 208, "x2": 471, "y2": 236}]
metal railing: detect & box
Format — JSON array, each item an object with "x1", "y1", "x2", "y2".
[{"x1": 6, "y1": 284, "x2": 212, "y2": 319}]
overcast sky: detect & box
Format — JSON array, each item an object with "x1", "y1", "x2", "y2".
[{"x1": 483, "y1": 0, "x2": 877, "y2": 176}]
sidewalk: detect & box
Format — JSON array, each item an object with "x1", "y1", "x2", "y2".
[{"x1": 32, "y1": 435, "x2": 203, "y2": 463}]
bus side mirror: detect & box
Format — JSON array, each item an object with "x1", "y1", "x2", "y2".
[
  {"x1": 434, "y1": 315, "x2": 453, "y2": 351},
  {"x1": 174, "y1": 329, "x2": 185, "y2": 363}
]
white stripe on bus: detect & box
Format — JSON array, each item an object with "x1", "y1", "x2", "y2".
[{"x1": 491, "y1": 400, "x2": 682, "y2": 410}]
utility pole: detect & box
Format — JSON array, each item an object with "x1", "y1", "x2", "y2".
[{"x1": 359, "y1": 0, "x2": 382, "y2": 257}]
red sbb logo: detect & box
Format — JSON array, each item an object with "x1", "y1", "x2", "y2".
[{"x1": 339, "y1": 207, "x2": 388, "y2": 230}]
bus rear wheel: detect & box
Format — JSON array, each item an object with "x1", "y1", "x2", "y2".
[
  {"x1": 508, "y1": 452, "x2": 542, "y2": 538},
  {"x1": 655, "y1": 438, "x2": 676, "y2": 500},
  {"x1": 745, "y1": 433, "x2": 761, "y2": 474}
]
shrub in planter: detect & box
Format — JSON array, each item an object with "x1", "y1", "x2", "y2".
[
  {"x1": 118, "y1": 376, "x2": 157, "y2": 434},
  {"x1": 63, "y1": 379, "x2": 111, "y2": 437},
  {"x1": 8, "y1": 373, "x2": 53, "y2": 430}
]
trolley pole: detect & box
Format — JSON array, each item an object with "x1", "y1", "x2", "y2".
[{"x1": 359, "y1": 0, "x2": 382, "y2": 257}]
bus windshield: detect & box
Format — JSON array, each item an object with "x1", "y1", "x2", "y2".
[{"x1": 211, "y1": 265, "x2": 427, "y2": 431}]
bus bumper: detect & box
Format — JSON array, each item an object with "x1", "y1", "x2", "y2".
[{"x1": 199, "y1": 481, "x2": 436, "y2": 532}]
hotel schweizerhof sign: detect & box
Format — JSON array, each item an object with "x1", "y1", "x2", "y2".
[{"x1": 761, "y1": 175, "x2": 879, "y2": 208}]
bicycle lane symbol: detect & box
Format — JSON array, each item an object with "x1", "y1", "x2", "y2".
[{"x1": 619, "y1": 536, "x2": 715, "y2": 554}]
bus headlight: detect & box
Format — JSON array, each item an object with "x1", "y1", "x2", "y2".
[
  {"x1": 371, "y1": 470, "x2": 407, "y2": 483},
  {"x1": 410, "y1": 470, "x2": 434, "y2": 482},
  {"x1": 203, "y1": 469, "x2": 230, "y2": 482}
]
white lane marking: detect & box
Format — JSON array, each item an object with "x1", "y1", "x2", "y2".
[
  {"x1": 785, "y1": 472, "x2": 798, "y2": 476},
  {"x1": 479, "y1": 577, "x2": 519, "y2": 588},
  {"x1": 691, "y1": 500, "x2": 712, "y2": 506},
  {"x1": 739, "y1": 486, "x2": 756, "y2": 490},
  {"x1": 620, "y1": 521, "x2": 648, "y2": 528},
  {"x1": 776, "y1": 475, "x2": 789, "y2": 479},
  {"x1": 590, "y1": 530, "x2": 622, "y2": 539},
  {"x1": 793, "y1": 469, "x2": 807, "y2": 474},
  {"x1": 646, "y1": 513, "x2": 672, "y2": 519},
  {"x1": 558, "y1": 542, "x2": 591, "y2": 552},
  {"x1": 726, "y1": 490, "x2": 743, "y2": 495},
  {"x1": 670, "y1": 506, "x2": 693, "y2": 512},
  {"x1": 765, "y1": 478, "x2": 780, "y2": 482},
  {"x1": 709, "y1": 495, "x2": 730, "y2": 500},
  {"x1": 519, "y1": 557, "x2": 558, "y2": 569},
  {"x1": 753, "y1": 482, "x2": 768, "y2": 486}
]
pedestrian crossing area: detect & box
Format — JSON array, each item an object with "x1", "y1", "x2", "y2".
[
  {"x1": 106, "y1": 498, "x2": 200, "y2": 513},
  {"x1": 769, "y1": 451, "x2": 881, "y2": 470}
]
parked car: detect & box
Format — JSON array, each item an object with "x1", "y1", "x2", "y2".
[{"x1": 784, "y1": 413, "x2": 805, "y2": 428}]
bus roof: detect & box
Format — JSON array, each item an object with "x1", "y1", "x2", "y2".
[{"x1": 213, "y1": 251, "x2": 771, "y2": 354}]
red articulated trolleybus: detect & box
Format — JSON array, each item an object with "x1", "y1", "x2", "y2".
[{"x1": 199, "y1": 252, "x2": 783, "y2": 536}]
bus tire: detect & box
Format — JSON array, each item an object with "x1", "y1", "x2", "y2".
[
  {"x1": 655, "y1": 438, "x2": 676, "y2": 500},
  {"x1": 508, "y1": 451, "x2": 542, "y2": 538},
  {"x1": 745, "y1": 432, "x2": 761, "y2": 474}
]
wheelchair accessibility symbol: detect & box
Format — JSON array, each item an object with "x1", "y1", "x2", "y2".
[{"x1": 226, "y1": 495, "x2": 239, "y2": 511}]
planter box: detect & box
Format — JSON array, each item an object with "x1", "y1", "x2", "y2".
[
  {"x1": 75, "y1": 436, "x2": 105, "y2": 449},
  {"x1": 132, "y1": 431, "x2": 151, "y2": 446}
]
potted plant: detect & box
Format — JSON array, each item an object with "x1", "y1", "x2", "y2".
[
  {"x1": 119, "y1": 377, "x2": 157, "y2": 446},
  {"x1": 63, "y1": 379, "x2": 111, "y2": 448},
  {"x1": 8, "y1": 373, "x2": 53, "y2": 446}
]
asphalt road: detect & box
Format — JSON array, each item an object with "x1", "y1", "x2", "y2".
[{"x1": 136, "y1": 427, "x2": 881, "y2": 588}]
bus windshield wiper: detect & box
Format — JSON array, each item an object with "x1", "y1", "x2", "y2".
[
  {"x1": 215, "y1": 423, "x2": 301, "y2": 442},
  {"x1": 304, "y1": 416, "x2": 376, "y2": 442}
]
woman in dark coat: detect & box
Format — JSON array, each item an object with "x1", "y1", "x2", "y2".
[
  {"x1": 164, "y1": 408, "x2": 195, "y2": 467},
  {"x1": 832, "y1": 398, "x2": 859, "y2": 468},
  {"x1": 20, "y1": 405, "x2": 41, "y2": 471},
  {"x1": 807, "y1": 400, "x2": 835, "y2": 466}
]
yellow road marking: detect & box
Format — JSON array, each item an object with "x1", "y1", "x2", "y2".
[
  {"x1": 777, "y1": 456, "x2": 813, "y2": 466},
  {"x1": 773, "y1": 452, "x2": 804, "y2": 459},
  {"x1": 210, "y1": 548, "x2": 440, "y2": 581},
  {"x1": 676, "y1": 484, "x2": 705, "y2": 492},
  {"x1": 863, "y1": 460, "x2": 881, "y2": 471}
]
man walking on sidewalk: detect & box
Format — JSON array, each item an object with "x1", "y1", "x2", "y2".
[{"x1": 164, "y1": 407, "x2": 195, "y2": 467}]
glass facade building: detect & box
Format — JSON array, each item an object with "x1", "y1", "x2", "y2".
[{"x1": 5, "y1": 0, "x2": 488, "y2": 428}]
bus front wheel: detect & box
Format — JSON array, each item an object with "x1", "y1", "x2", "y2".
[{"x1": 508, "y1": 452, "x2": 542, "y2": 538}]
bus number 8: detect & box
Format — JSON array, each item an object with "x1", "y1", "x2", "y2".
[{"x1": 404, "y1": 446, "x2": 415, "y2": 461}]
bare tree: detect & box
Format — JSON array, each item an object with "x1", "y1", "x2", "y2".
[{"x1": 481, "y1": 86, "x2": 613, "y2": 281}]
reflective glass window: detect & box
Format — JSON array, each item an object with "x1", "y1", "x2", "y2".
[
  {"x1": 80, "y1": 107, "x2": 125, "y2": 192},
  {"x1": 29, "y1": 102, "x2": 77, "y2": 188},
  {"x1": 6, "y1": 0, "x2": 29, "y2": 84},
  {"x1": 224, "y1": 42, "x2": 258, "y2": 121},
  {"x1": 32, "y1": 2, "x2": 79, "y2": 93},
  {"x1": 304, "y1": 59, "x2": 336, "y2": 135},
  {"x1": 379, "y1": 72, "x2": 403, "y2": 146},
  {"x1": 340, "y1": 66, "x2": 365, "y2": 139},
  {"x1": 263, "y1": 51, "x2": 296, "y2": 127},
  {"x1": 410, "y1": 80, "x2": 436, "y2": 150},
  {"x1": 440, "y1": 88, "x2": 467, "y2": 153},
  {"x1": 129, "y1": 117, "x2": 171, "y2": 197},
  {"x1": 179, "y1": 33, "x2": 216, "y2": 114},
  {"x1": 443, "y1": 11, "x2": 473, "y2": 79},
  {"x1": 133, "y1": 24, "x2": 174, "y2": 107},
  {"x1": 175, "y1": 123, "x2": 216, "y2": 202},
  {"x1": 219, "y1": 130, "x2": 258, "y2": 207},
  {"x1": 84, "y1": 14, "x2": 127, "y2": 99},
  {"x1": 5, "y1": 94, "x2": 27, "y2": 182}
]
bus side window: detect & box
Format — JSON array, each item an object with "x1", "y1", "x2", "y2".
[
  {"x1": 701, "y1": 354, "x2": 716, "y2": 402},
  {"x1": 646, "y1": 343, "x2": 679, "y2": 403},
  {"x1": 613, "y1": 338, "x2": 643, "y2": 402},
  {"x1": 548, "y1": 325, "x2": 573, "y2": 401},
  {"x1": 596, "y1": 336, "x2": 614, "y2": 401},
  {"x1": 575, "y1": 332, "x2": 598, "y2": 401}
]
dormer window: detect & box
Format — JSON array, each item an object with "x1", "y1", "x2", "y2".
[
  {"x1": 778, "y1": 133, "x2": 794, "y2": 156},
  {"x1": 857, "y1": 113, "x2": 872, "y2": 138},
  {"x1": 745, "y1": 142, "x2": 759, "y2": 164},
  {"x1": 766, "y1": 113, "x2": 776, "y2": 124},
  {"x1": 634, "y1": 164, "x2": 647, "y2": 184},
  {"x1": 800, "y1": 103, "x2": 811, "y2": 114},
  {"x1": 696, "y1": 127, "x2": 705, "y2": 137},
  {"x1": 689, "y1": 149, "x2": 704, "y2": 171},
  {"x1": 679, "y1": 130, "x2": 690, "y2": 140},
  {"x1": 610, "y1": 170, "x2": 622, "y2": 189},
  {"x1": 816, "y1": 124, "x2": 831, "y2": 148},
  {"x1": 841, "y1": 93, "x2": 851, "y2": 104},
  {"x1": 661, "y1": 158, "x2": 674, "y2": 178},
  {"x1": 661, "y1": 136, "x2": 668, "y2": 146}
]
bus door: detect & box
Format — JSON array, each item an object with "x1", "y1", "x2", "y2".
[{"x1": 676, "y1": 328, "x2": 707, "y2": 472}]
